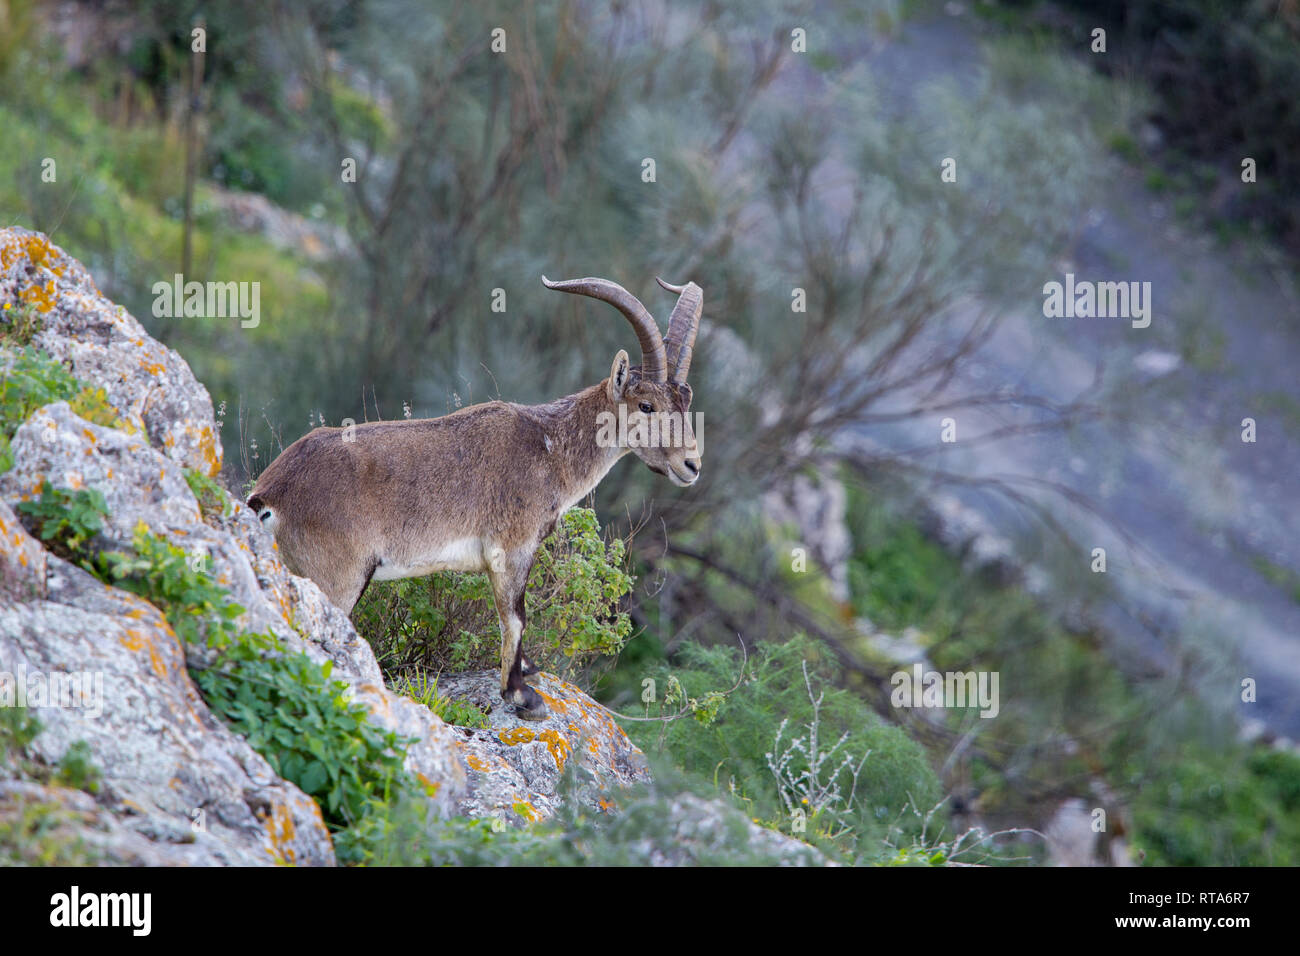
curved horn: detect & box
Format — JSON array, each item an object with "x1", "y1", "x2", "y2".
[
  {"x1": 656, "y1": 276, "x2": 702, "y2": 383},
  {"x1": 542, "y1": 276, "x2": 667, "y2": 382}
]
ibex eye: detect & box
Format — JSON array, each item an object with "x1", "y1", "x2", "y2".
[{"x1": 638, "y1": 402, "x2": 653, "y2": 414}]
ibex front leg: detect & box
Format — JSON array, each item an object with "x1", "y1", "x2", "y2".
[{"x1": 488, "y1": 548, "x2": 549, "y2": 721}]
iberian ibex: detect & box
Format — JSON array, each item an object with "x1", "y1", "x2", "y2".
[{"x1": 247, "y1": 276, "x2": 702, "y2": 719}]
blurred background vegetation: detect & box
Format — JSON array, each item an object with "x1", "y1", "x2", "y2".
[{"x1": 3, "y1": 0, "x2": 1299, "y2": 865}]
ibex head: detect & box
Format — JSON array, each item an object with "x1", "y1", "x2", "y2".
[{"x1": 542, "y1": 275, "x2": 703, "y2": 487}]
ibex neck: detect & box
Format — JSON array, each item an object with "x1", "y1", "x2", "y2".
[{"x1": 525, "y1": 381, "x2": 627, "y2": 505}]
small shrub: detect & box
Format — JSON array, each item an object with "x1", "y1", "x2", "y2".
[
  {"x1": 622, "y1": 635, "x2": 943, "y2": 861},
  {"x1": 54, "y1": 741, "x2": 101, "y2": 795},
  {"x1": 0, "y1": 300, "x2": 41, "y2": 346},
  {"x1": 15, "y1": 480, "x2": 109, "y2": 565},
  {"x1": 0, "y1": 707, "x2": 43, "y2": 765},
  {"x1": 1, "y1": 707, "x2": 103, "y2": 805},
  {"x1": 355, "y1": 507, "x2": 634, "y2": 680}
]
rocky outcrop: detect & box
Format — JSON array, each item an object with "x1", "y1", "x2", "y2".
[
  {"x1": 1, "y1": 496, "x2": 335, "y2": 865},
  {"x1": 0, "y1": 227, "x2": 656, "y2": 864},
  {"x1": 0, "y1": 226, "x2": 830, "y2": 867},
  {"x1": 438, "y1": 671, "x2": 652, "y2": 824}
]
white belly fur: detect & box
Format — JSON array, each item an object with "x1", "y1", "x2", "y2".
[{"x1": 372, "y1": 536, "x2": 486, "y2": 581}]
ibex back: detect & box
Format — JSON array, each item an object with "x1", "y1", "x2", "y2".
[{"x1": 247, "y1": 276, "x2": 703, "y2": 719}]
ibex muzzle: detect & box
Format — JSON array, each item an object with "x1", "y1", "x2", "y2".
[{"x1": 247, "y1": 276, "x2": 703, "y2": 720}]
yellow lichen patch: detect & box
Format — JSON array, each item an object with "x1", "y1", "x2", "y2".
[
  {"x1": 498, "y1": 727, "x2": 537, "y2": 747},
  {"x1": 535, "y1": 729, "x2": 572, "y2": 769},
  {"x1": 537, "y1": 688, "x2": 568, "y2": 714},
  {"x1": 119, "y1": 629, "x2": 168, "y2": 679},
  {"x1": 512, "y1": 801, "x2": 538, "y2": 823},
  {"x1": 465, "y1": 753, "x2": 492, "y2": 772},
  {"x1": 119, "y1": 632, "x2": 146, "y2": 652},
  {"x1": 18, "y1": 278, "x2": 57, "y2": 313},
  {"x1": 198, "y1": 425, "x2": 221, "y2": 476},
  {"x1": 416, "y1": 773, "x2": 441, "y2": 797},
  {"x1": 263, "y1": 800, "x2": 299, "y2": 864}
]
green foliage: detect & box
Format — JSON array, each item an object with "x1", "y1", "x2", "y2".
[
  {"x1": 624, "y1": 635, "x2": 942, "y2": 861},
  {"x1": 15, "y1": 481, "x2": 109, "y2": 564},
  {"x1": 847, "y1": 507, "x2": 958, "y2": 633},
  {"x1": 195, "y1": 640, "x2": 419, "y2": 837},
  {"x1": 355, "y1": 508, "x2": 634, "y2": 680},
  {"x1": 367, "y1": 762, "x2": 830, "y2": 867},
  {"x1": 54, "y1": 741, "x2": 102, "y2": 795},
  {"x1": 1, "y1": 706, "x2": 103, "y2": 798},
  {"x1": 0, "y1": 706, "x2": 43, "y2": 761},
  {"x1": 0, "y1": 347, "x2": 127, "y2": 472},
  {"x1": 391, "y1": 673, "x2": 490, "y2": 730},
  {"x1": 844, "y1": 473, "x2": 1300, "y2": 865},
  {"x1": 86, "y1": 521, "x2": 432, "y2": 864},
  {"x1": 0, "y1": 792, "x2": 99, "y2": 866},
  {"x1": 184, "y1": 467, "x2": 233, "y2": 522},
  {"x1": 1128, "y1": 745, "x2": 1300, "y2": 867},
  {"x1": 528, "y1": 507, "x2": 635, "y2": 663},
  {"x1": 0, "y1": 301, "x2": 41, "y2": 346}
]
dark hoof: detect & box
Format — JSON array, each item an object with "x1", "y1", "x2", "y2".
[
  {"x1": 514, "y1": 701, "x2": 549, "y2": 721},
  {"x1": 521, "y1": 656, "x2": 541, "y2": 677},
  {"x1": 505, "y1": 685, "x2": 549, "y2": 721}
]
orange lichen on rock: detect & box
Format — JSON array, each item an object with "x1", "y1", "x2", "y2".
[
  {"x1": 498, "y1": 727, "x2": 537, "y2": 747},
  {"x1": 536, "y1": 729, "x2": 572, "y2": 769},
  {"x1": 263, "y1": 800, "x2": 300, "y2": 864}
]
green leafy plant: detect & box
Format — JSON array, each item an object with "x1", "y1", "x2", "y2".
[
  {"x1": 0, "y1": 346, "x2": 129, "y2": 472},
  {"x1": 1, "y1": 708, "x2": 103, "y2": 799},
  {"x1": 82, "y1": 520, "x2": 433, "y2": 864},
  {"x1": 54, "y1": 741, "x2": 102, "y2": 795},
  {"x1": 0, "y1": 706, "x2": 44, "y2": 763},
  {"x1": 184, "y1": 467, "x2": 233, "y2": 522},
  {"x1": 16, "y1": 481, "x2": 109, "y2": 564},
  {"x1": 622, "y1": 635, "x2": 942, "y2": 862},
  {"x1": 392, "y1": 673, "x2": 490, "y2": 730},
  {"x1": 355, "y1": 507, "x2": 634, "y2": 681},
  {"x1": 0, "y1": 300, "x2": 41, "y2": 346}
]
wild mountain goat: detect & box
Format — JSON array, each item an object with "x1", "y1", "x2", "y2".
[{"x1": 247, "y1": 276, "x2": 703, "y2": 719}]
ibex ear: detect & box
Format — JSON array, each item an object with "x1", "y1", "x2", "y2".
[{"x1": 608, "y1": 349, "x2": 630, "y2": 402}]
